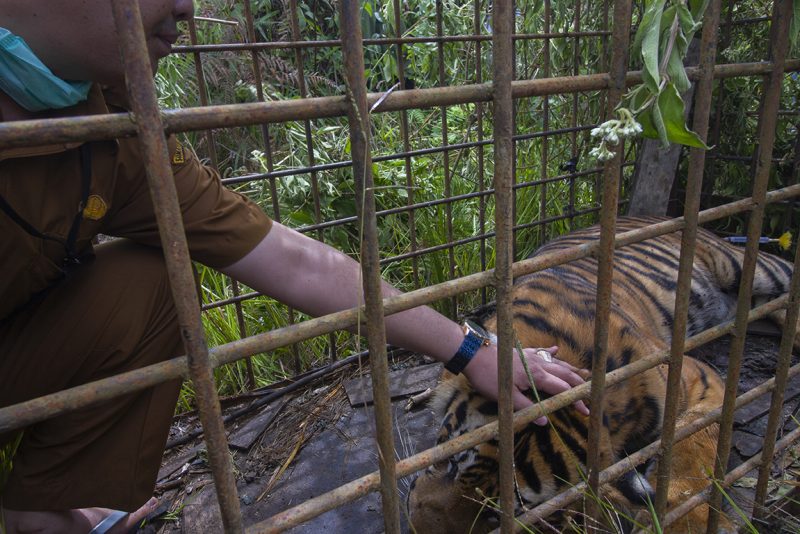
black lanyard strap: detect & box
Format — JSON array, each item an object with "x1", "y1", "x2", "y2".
[{"x1": 0, "y1": 143, "x2": 94, "y2": 272}]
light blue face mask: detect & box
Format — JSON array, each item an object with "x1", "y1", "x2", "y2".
[{"x1": 0, "y1": 27, "x2": 91, "y2": 112}]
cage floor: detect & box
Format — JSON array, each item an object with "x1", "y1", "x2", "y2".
[{"x1": 152, "y1": 328, "x2": 799, "y2": 533}]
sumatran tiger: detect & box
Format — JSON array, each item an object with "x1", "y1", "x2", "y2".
[{"x1": 407, "y1": 216, "x2": 796, "y2": 533}]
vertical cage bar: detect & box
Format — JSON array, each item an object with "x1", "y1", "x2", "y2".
[
  {"x1": 288, "y1": 0, "x2": 323, "y2": 242},
  {"x1": 241, "y1": 0, "x2": 301, "y2": 378},
  {"x1": 596, "y1": 0, "x2": 611, "y2": 202},
  {"x1": 701, "y1": 0, "x2": 734, "y2": 208},
  {"x1": 538, "y1": 0, "x2": 551, "y2": 244},
  {"x1": 752, "y1": 226, "x2": 800, "y2": 521},
  {"x1": 705, "y1": 2, "x2": 793, "y2": 532},
  {"x1": 242, "y1": 0, "x2": 281, "y2": 222},
  {"x1": 338, "y1": 1, "x2": 400, "y2": 531},
  {"x1": 584, "y1": 0, "x2": 631, "y2": 527},
  {"x1": 288, "y1": 0, "x2": 339, "y2": 363},
  {"x1": 231, "y1": 279, "x2": 256, "y2": 388},
  {"x1": 475, "y1": 0, "x2": 488, "y2": 304},
  {"x1": 492, "y1": 0, "x2": 516, "y2": 531},
  {"x1": 187, "y1": 17, "x2": 220, "y2": 169},
  {"x1": 780, "y1": 131, "x2": 800, "y2": 231},
  {"x1": 436, "y1": 0, "x2": 457, "y2": 317},
  {"x1": 392, "y1": 0, "x2": 421, "y2": 290},
  {"x1": 110, "y1": 1, "x2": 243, "y2": 531},
  {"x1": 652, "y1": 0, "x2": 722, "y2": 522},
  {"x1": 189, "y1": 15, "x2": 256, "y2": 384},
  {"x1": 568, "y1": 0, "x2": 581, "y2": 229},
  {"x1": 510, "y1": 0, "x2": 518, "y2": 259}
]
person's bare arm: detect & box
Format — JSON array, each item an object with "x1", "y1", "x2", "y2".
[{"x1": 221, "y1": 222, "x2": 589, "y2": 418}]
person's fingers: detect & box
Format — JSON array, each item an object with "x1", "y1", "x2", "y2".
[
  {"x1": 550, "y1": 357, "x2": 584, "y2": 375},
  {"x1": 516, "y1": 365, "x2": 590, "y2": 416},
  {"x1": 512, "y1": 388, "x2": 533, "y2": 410},
  {"x1": 543, "y1": 362, "x2": 587, "y2": 388}
]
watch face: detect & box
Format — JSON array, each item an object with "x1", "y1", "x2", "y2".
[{"x1": 464, "y1": 319, "x2": 491, "y2": 341}]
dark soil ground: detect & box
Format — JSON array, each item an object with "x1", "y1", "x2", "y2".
[{"x1": 145, "y1": 325, "x2": 800, "y2": 533}]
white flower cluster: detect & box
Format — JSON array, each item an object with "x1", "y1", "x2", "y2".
[{"x1": 589, "y1": 108, "x2": 643, "y2": 162}]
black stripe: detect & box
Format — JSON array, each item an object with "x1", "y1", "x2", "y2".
[
  {"x1": 514, "y1": 432, "x2": 542, "y2": 493},
  {"x1": 515, "y1": 313, "x2": 581, "y2": 353}
]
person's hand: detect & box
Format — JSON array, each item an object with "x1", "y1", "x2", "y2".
[{"x1": 462, "y1": 344, "x2": 590, "y2": 425}]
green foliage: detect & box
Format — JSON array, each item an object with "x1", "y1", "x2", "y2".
[{"x1": 623, "y1": 0, "x2": 709, "y2": 150}]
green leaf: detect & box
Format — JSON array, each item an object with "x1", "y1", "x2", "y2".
[
  {"x1": 651, "y1": 98, "x2": 670, "y2": 147},
  {"x1": 688, "y1": 0, "x2": 710, "y2": 22},
  {"x1": 792, "y1": 0, "x2": 800, "y2": 52},
  {"x1": 676, "y1": 3, "x2": 702, "y2": 42},
  {"x1": 289, "y1": 210, "x2": 315, "y2": 225},
  {"x1": 636, "y1": 104, "x2": 660, "y2": 140},
  {"x1": 657, "y1": 82, "x2": 709, "y2": 149},
  {"x1": 633, "y1": 0, "x2": 667, "y2": 93},
  {"x1": 667, "y1": 48, "x2": 691, "y2": 93}
]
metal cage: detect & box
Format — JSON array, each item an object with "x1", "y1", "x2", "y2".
[{"x1": 1, "y1": 0, "x2": 799, "y2": 532}]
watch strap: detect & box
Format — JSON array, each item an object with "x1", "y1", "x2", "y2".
[{"x1": 445, "y1": 328, "x2": 484, "y2": 374}]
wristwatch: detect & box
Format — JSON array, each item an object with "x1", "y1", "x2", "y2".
[{"x1": 445, "y1": 319, "x2": 493, "y2": 374}]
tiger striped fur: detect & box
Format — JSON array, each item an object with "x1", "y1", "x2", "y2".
[{"x1": 407, "y1": 216, "x2": 796, "y2": 533}]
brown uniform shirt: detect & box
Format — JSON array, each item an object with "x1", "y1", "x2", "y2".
[{"x1": 0, "y1": 85, "x2": 272, "y2": 321}]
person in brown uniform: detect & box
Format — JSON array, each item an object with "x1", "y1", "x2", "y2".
[{"x1": 0, "y1": 1, "x2": 589, "y2": 532}]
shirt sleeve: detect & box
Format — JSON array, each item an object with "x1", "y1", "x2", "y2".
[{"x1": 104, "y1": 136, "x2": 272, "y2": 268}]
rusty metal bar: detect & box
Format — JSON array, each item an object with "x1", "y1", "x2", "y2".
[
  {"x1": 3, "y1": 187, "x2": 800, "y2": 434},
  {"x1": 4, "y1": 60, "x2": 800, "y2": 151},
  {"x1": 705, "y1": 2, "x2": 793, "y2": 532},
  {"x1": 652, "y1": 0, "x2": 722, "y2": 522},
  {"x1": 665, "y1": 425, "x2": 800, "y2": 530},
  {"x1": 702, "y1": 0, "x2": 735, "y2": 208},
  {"x1": 187, "y1": 17, "x2": 219, "y2": 169},
  {"x1": 109, "y1": 1, "x2": 242, "y2": 532},
  {"x1": 752, "y1": 218, "x2": 800, "y2": 521},
  {"x1": 568, "y1": 0, "x2": 582, "y2": 229},
  {"x1": 241, "y1": 0, "x2": 280, "y2": 222},
  {"x1": 511, "y1": 361, "x2": 800, "y2": 531},
  {"x1": 221, "y1": 122, "x2": 596, "y2": 186},
  {"x1": 2, "y1": 301, "x2": 793, "y2": 530},
  {"x1": 436, "y1": 0, "x2": 457, "y2": 318},
  {"x1": 171, "y1": 32, "x2": 613, "y2": 53},
  {"x1": 392, "y1": 0, "x2": 420, "y2": 290},
  {"x1": 492, "y1": 0, "x2": 516, "y2": 529},
  {"x1": 229, "y1": 280, "x2": 255, "y2": 389},
  {"x1": 288, "y1": 0, "x2": 337, "y2": 366},
  {"x1": 338, "y1": 0, "x2": 400, "y2": 531},
  {"x1": 538, "y1": 0, "x2": 551, "y2": 245},
  {"x1": 585, "y1": 0, "x2": 632, "y2": 527},
  {"x1": 244, "y1": 299, "x2": 793, "y2": 533},
  {"x1": 188, "y1": 11, "x2": 255, "y2": 387},
  {"x1": 239, "y1": 1, "x2": 301, "y2": 375},
  {"x1": 474, "y1": 0, "x2": 488, "y2": 304}
]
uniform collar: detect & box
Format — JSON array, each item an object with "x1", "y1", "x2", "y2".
[{"x1": 0, "y1": 83, "x2": 112, "y2": 161}]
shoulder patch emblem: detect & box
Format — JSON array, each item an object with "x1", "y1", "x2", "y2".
[
  {"x1": 83, "y1": 194, "x2": 108, "y2": 220},
  {"x1": 172, "y1": 139, "x2": 186, "y2": 165}
]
